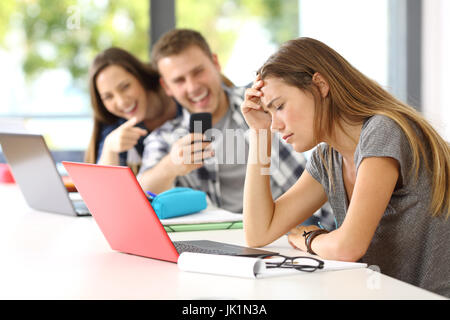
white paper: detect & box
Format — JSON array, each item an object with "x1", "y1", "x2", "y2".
[
  {"x1": 319, "y1": 259, "x2": 367, "y2": 272},
  {"x1": 160, "y1": 207, "x2": 242, "y2": 225},
  {"x1": 177, "y1": 252, "x2": 367, "y2": 279},
  {"x1": 256, "y1": 257, "x2": 367, "y2": 278},
  {"x1": 178, "y1": 252, "x2": 264, "y2": 279}
]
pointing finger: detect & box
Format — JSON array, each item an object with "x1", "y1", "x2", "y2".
[
  {"x1": 129, "y1": 127, "x2": 148, "y2": 136},
  {"x1": 122, "y1": 116, "x2": 139, "y2": 128}
]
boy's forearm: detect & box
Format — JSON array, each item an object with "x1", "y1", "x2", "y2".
[{"x1": 138, "y1": 155, "x2": 178, "y2": 193}]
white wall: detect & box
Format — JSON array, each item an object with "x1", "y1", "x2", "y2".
[
  {"x1": 299, "y1": 0, "x2": 388, "y2": 88},
  {"x1": 422, "y1": 0, "x2": 450, "y2": 141}
]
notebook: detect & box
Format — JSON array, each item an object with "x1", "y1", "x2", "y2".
[
  {"x1": 0, "y1": 133, "x2": 90, "y2": 216},
  {"x1": 178, "y1": 252, "x2": 367, "y2": 279},
  {"x1": 62, "y1": 161, "x2": 277, "y2": 263},
  {"x1": 161, "y1": 206, "x2": 243, "y2": 232}
]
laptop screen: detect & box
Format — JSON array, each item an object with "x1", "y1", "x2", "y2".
[
  {"x1": 63, "y1": 162, "x2": 180, "y2": 262},
  {"x1": 0, "y1": 133, "x2": 77, "y2": 215}
]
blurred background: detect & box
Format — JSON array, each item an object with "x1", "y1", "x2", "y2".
[{"x1": 0, "y1": 0, "x2": 448, "y2": 162}]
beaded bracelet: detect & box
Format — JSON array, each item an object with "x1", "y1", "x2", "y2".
[{"x1": 302, "y1": 229, "x2": 330, "y2": 255}]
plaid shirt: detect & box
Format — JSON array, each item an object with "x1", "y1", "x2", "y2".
[{"x1": 139, "y1": 85, "x2": 335, "y2": 229}]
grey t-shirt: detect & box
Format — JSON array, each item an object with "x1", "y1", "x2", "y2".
[
  {"x1": 212, "y1": 107, "x2": 248, "y2": 213},
  {"x1": 306, "y1": 115, "x2": 450, "y2": 297}
]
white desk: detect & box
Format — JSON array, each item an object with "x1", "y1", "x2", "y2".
[{"x1": 0, "y1": 184, "x2": 445, "y2": 300}]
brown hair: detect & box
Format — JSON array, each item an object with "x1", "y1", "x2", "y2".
[
  {"x1": 84, "y1": 47, "x2": 160, "y2": 163},
  {"x1": 151, "y1": 28, "x2": 234, "y2": 87},
  {"x1": 258, "y1": 37, "x2": 450, "y2": 219}
]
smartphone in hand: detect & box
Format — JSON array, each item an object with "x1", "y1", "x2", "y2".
[{"x1": 189, "y1": 112, "x2": 212, "y2": 141}]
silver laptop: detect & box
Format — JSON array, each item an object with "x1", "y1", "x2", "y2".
[{"x1": 0, "y1": 133, "x2": 90, "y2": 216}]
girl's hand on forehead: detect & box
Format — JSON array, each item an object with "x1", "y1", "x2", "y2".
[{"x1": 240, "y1": 74, "x2": 271, "y2": 130}]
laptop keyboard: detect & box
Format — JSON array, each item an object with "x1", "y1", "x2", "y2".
[
  {"x1": 72, "y1": 201, "x2": 90, "y2": 216},
  {"x1": 173, "y1": 241, "x2": 237, "y2": 255}
]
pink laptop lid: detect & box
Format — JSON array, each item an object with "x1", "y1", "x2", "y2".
[{"x1": 62, "y1": 161, "x2": 179, "y2": 263}]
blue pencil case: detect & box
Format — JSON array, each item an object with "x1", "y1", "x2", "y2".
[{"x1": 149, "y1": 187, "x2": 207, "y2": 219}]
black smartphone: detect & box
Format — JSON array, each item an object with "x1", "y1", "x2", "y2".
[{"x1": 189, "y1": 112, "x2": 212, "y2": 141}]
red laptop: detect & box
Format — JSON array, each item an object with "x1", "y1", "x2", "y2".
[{"x1": 62, "y1": 162, "x2": 275, "y2": 263}]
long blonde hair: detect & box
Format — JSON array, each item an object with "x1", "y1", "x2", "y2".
[{"x1": 258, "y1": 37, "x2": 450, "y2": 219}]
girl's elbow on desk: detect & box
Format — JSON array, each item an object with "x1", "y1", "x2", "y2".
[
  {"x1": 243, "y1": 224, "x2": 274, "y2": 248},
  {"x1": 245, "y1": 236, "x2": 273, "y2": 249},
  {"x1": 313, "y1": 231, "x2": 368, "y2": 262},
  {"x1": 244, "y1": 229, "x2": 270, "y2": 248},
  {"x1": 328, "y1": 244, "x2": 366, "y2": 262}
]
